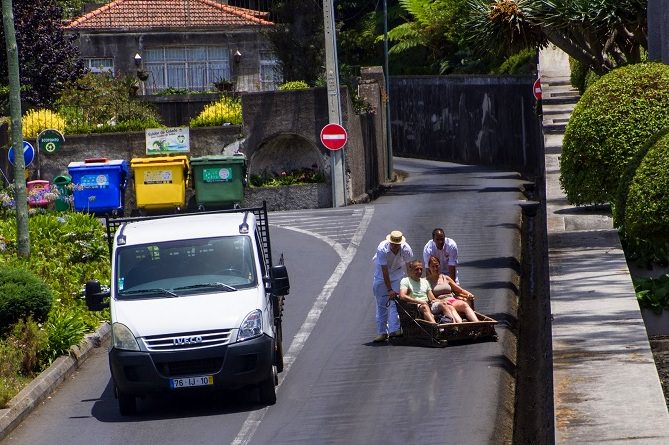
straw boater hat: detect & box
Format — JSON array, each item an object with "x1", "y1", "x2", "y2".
[{"x1": 386, "y1": 230, "x2": 405, "y2": 245}]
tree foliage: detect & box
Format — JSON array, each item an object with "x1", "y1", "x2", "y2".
[
  {"x1": 0, "y1": 0, "x2": 85, "y2": 110},
  {"x1": 381, "y1": 0, "x2": 527, "y2": 74},
  {"x1": 463, "y1": 0, "x2": 647, "y2": 75},
  {"x1": 266, "y1": 0, "x2": 325, "y2": 84}
]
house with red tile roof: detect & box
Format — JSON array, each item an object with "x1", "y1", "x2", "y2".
[{"x1": 65, "y1": 0, "x2": 282, "y2": 94}]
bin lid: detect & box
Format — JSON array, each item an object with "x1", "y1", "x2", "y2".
[
  {"x1": 68, "y1": 159, "x2": 129, "y2": 170},
  {"x1": 130, "y1": 155, "x2": 189, "y2": 168},
  {"x1": 53, "y1": 174, "x2": 72, "y2": 184},
  {"x1": 190, "y1": 153, "x2": 246, "y2": 165},
  {"x1": 27, "y1": 180, "x2": 50, "y2": 186}
]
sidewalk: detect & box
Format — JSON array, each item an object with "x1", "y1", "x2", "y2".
[{"x1": 540, "y1": 46, "x2": 669, "y2": 443}]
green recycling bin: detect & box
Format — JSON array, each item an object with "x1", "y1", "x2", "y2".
[
  {"x1": 52, "y1": 174, "x2": 72, "y2": 211},
  {"x1": 190, "y1": 153, "x2": 247, "y2": 209}
]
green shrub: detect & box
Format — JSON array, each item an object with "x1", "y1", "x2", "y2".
[
  {"x1": 7, "y1": 318, "x2": 48, "y2": 374},
  {"x1": 560, "y1": 62, "x2": 669, "y2": 205},
  {"x1": 0, "y1": 213, "x2": 109, "y2": 303},
  {"x1": 492, "y1": 48, "x2": 536, "y2": 75},
  {"x1": 569, "y1": 57, "x2": 589, "y2": 94},
  {"x1": 0, "y1": 267, "x2": 53, "y2": 334},
  {"x1": 622, "y1": 131, "x2": 669, "y2": 243},
  {"x1": 249, "y1": 167, "x2": 324, "y2": 187},
  {"x1": 190, "y1": 95, "x2": 242, "y2": 127},
  {"x1": 278, "y1": 81, "x2": 310, "y2": 90},
  {"x1": 42, "y1": 305, "x2": 87, "y2": 364},
  {"x1": 56, "y1": 72, "x2": 162, "y2": 134},
  {"x1": 0, "y1": 320, "x2": 44, "y2": 408},
  {"x1": 635, "y1": 274, "x2": 669, "y2": 314},
  {"x1": 583, "y1": 70, "x2": 600, "y2": 92}
]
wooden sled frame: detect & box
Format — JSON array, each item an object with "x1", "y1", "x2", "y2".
[{"x1": 392, "y1": 299, "x2": 498, "y2": 347}]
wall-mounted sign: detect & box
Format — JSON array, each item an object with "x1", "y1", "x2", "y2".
[
  {"x1": 145, "y1": 127, "x2": 190, "y2": 154},
  {"x1": 37, "y1": 129, "x2": 65, "y2": 154}
]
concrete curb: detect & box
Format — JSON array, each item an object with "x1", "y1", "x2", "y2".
[{"x1": 0, "y1": 322, "x2": 111, "y2": 442}]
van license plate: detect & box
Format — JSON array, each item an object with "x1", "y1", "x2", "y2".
[{"x1": 170, "y1": 375, "x2": 213, "y2": 389}]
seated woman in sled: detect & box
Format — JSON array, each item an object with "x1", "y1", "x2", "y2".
[
  {"x1": 426, "y1": 255, "x2": 479, "y2": 323},
  {"x1": 399, "y1": 259, "x2": 458, "y2": 323}
]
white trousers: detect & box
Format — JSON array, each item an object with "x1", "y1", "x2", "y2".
[{"x1": 373, "y1": 281, "x2": 400, "y2": 335}]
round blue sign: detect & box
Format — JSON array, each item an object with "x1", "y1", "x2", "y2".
[{"x1": 8, "y1": 141, "x2": 35, "y2": 167}]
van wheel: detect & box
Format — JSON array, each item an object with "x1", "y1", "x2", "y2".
[
  {"x1": 116, "y1": 387, "x2": 136, "y2": 416},
  {"x1": 258, "y1": 366, "x2": 277, "y2": 405}
]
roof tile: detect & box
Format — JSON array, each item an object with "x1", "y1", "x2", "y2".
[{"x1": 65, "y1": 0, "x2": 273, "y2": 30}]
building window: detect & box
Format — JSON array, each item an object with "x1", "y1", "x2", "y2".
[
  {"x1": 84, "y1": 58, "x2": 113, "y2": 74},
  {"x1": 259, "y1": 51, "x2": 282, "y2": 91},
  {"x1": 144, "y1": 46, "x2": 230, "y2": 93}
]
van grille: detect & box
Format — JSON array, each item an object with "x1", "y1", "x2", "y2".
[
  {"x1": 143, "y1": 329, "x2": 232, "y2": 352},
  {"x1": 156, "y1": 358, "x2": 224, "y2": 377}
]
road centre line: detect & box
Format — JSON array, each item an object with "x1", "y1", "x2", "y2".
[{"x1": 231, "y1": 205, "x2": 374, "y2": 445}]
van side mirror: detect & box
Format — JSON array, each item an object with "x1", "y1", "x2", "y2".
[
  {"x1": 270, "y1": 265, "x2": 290, "y2": 296},
  {"x1": 85, "y1": 280, "x2": 110, "y2": 311}
]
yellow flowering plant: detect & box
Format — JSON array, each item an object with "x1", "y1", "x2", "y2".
[
  {"x1": 190, "y1": 95, "x2": 242, "y2": 127},
  {"x1": 22, "y1": 109, "x2": 66, "y2": 139}
]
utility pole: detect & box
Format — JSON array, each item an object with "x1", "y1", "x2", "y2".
[
  {"x1": 2, "y1": 0, "x2": 30, "y2": 257},
  {"x1": 322, "y1": 0, "x2": 346, "y2": 207},
  {"x1": 383, "y1": 0, "x2": 393, "y2": 180}
]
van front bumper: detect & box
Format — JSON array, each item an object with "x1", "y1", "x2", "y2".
[{"x1": 109, "y1": 334, "x2": 273, "y2": 396}]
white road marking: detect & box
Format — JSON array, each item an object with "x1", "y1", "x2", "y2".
[{"x1": 231, "y1": 205, "x2": 374, "y2": 445}]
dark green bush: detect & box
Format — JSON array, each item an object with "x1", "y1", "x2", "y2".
[
  {"x1": 560, "y1": 62, "x2": 669, "y2": 205},
  {"x1": 623, "y1": 131, "x2": 669, "y2": 243},
  {"x1": 491, "y1": 48, "x2": 536, "y2": 75},
  {"x1": 0, "y1": 267, "x2": 53, "y2": 333},
  {"x1": 569, "y1": 57, "x2": 589, "y2": 94}
]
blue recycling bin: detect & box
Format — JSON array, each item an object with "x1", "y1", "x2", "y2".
[{"x1": 67, "y1": 158, "x2": 129, "y2": 215}]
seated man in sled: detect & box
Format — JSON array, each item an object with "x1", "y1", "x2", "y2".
[
  {"x1": 398, "y1": 259, "x2": 458, "y2": 323},
  {"x1": 425, "y1": 255, "x2": 479, "y2": 323}
]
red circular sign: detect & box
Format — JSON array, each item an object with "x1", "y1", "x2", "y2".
[
  {"x1": 320, "y1": 123, "x2": 348, "y2": 151},
  {"x1": 533, "y1": 77, "x2": 542, "y2": 101}
]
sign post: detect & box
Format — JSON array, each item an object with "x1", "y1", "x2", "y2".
[
  {"x1": 320, "y1": 123, "x2": 348, "y2": 151},
  {"x1": 322, "y1": 0, "x2": 346, "y2": 207}
]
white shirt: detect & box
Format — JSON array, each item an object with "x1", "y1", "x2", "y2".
[
  {"x1": 372, "y1": 240, "x2": 413, "y2": 287},
  {"x1": 423, "y1": 238, "x2": 459, "y2": 281}
]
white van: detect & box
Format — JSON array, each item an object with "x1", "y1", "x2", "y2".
[{"x1": 85, "y1": 204, "x2": 289, "y2": 415}]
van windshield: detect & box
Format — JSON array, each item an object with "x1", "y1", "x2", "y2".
[{"x1": 115, "y1": 235, "x2": 256, "y2": 299}]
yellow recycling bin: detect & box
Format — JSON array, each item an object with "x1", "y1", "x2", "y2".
[{"x1": 130, "y1": 155, "x2": 189, "y2": 212}]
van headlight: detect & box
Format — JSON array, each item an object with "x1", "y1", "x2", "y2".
[
  {"x1": 237, "y1": 310, "x2": 262, "y2": 342},
  {"x1": 112, "y1": 323, "x2": 140, "y2": 351}
]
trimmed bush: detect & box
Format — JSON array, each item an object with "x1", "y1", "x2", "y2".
[
  {"x1": 560, "y1": 62, "x2": 669, "y2": 205},
  {"x1": 623, "y1": 131, "x2": 669, "y2": 242},
  {"x1": 189, "y1": 95, "x2": 242, "y2": 127},
  {"x1": 0, "y1": 267, "x2": 53, "y2": 334}
]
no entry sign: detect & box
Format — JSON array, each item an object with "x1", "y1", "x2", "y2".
[
  {"x1": 533, "y1": 77, "x2": 542, "y2": 101},
  {"x1": 320, "y1": 123, "x2": 348, "y2": 151}
]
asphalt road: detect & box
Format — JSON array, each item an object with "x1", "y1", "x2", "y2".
[{"x1": 0, "y1": 157, "x2": 524, "y2": 445}]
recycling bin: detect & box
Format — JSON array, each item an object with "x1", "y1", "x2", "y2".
[
  {"x1": 190, "y1": 153, "x2": 247, "y2": 209},
  {"x1": 52, "y1": 174, "x2": 72, "y2": 211},
  {"x1": 130, "y1": 155, "x2": 189, "y2": 212},
  {"x1": 67, "y1": 158, "x2": 129, "y2": 215},
  {"x1": 26, "y1": 180, "x2": 51, "y2": 208}
]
